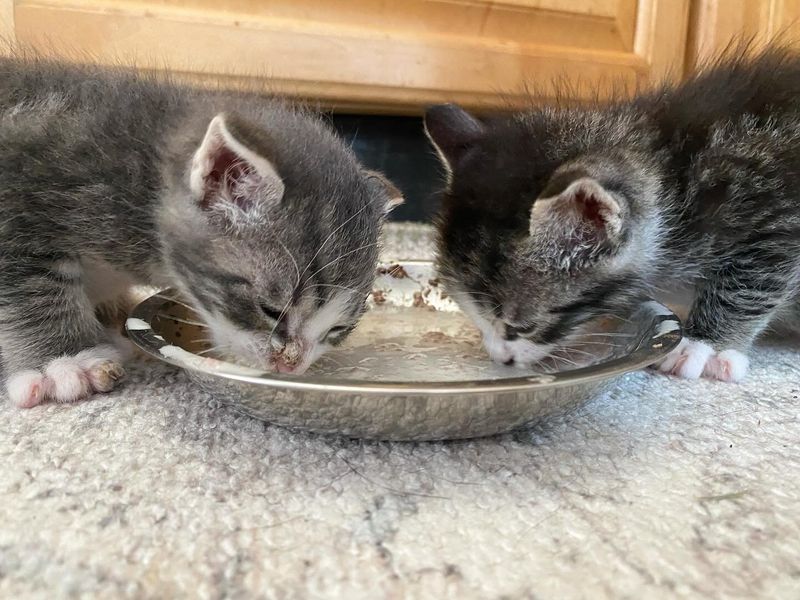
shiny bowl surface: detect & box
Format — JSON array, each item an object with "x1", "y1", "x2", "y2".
[{"x1": 126, "y1": 261, "x2": 682, "y2": 441}]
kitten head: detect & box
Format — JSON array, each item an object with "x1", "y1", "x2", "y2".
[
  {"x1": 160, "y1": 108, "x2": 401, "y2": 373},
  {"x1": 425, "y1": 103, "x2": 661, "y2": 366}
]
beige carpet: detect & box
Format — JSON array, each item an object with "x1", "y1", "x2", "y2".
[{"x1": 1, "y1": 224, "x2": 799, "y2": 599}]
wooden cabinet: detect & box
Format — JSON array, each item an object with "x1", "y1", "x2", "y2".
[
  {"x1": 687, "y1": 0, "x2": 800, "y2": 70},
  {"x1": 5, "y1": 0, "x2": 689, "y2": 113},
  {"x1": 1, "y1": 1, "x2": 798, "y2": 113}
]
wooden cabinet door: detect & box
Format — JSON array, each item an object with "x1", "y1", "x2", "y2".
[
  {"x1": 8, "y1": 0, "x2": 689, "y2": 112},
  {"x1": 688, "y1": 0, "x2": 800, "y2": 71}
]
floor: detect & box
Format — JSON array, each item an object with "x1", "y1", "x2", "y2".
[{"x1": 1, "y1": 224, "x2": 798, "y2": 599}]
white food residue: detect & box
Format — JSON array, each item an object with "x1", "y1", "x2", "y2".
[
  {"x1": 654, "y1": 319, "x2": 681, "y2": 338},
  {"x1": 159, "y1": 344, "x2": 265, "y2": 377},
  {"x1": 126, "y1": 318, "x2": 152, "y2": 331}
]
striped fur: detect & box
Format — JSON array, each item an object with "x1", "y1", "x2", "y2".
[
  {"x1": 0, "y1": 53, "x2": 396, "y2": 405},
  {"x1": 426, "y1": 47, "x2": 800, "y2": 380}
]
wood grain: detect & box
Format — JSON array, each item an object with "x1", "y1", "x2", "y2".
[
  {"x1": 686, "y1": 0, "x2": 800, "y2": 72},
  {"x1": 13, "y1": 0, "x2": 689, "y2": 112},
  {"x1": 0, "y1": 0, "x2": 14, "y2": 45},
  {"x1": 634, "y1": 0, "x2": 691, "y2": 83}
]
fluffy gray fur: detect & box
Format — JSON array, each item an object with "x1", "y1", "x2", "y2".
[
  {"x1": 0, "y1": 53, "x2": 400, "y2": 407},
  {"x1": 425, "y1": 48, "x2": 800, "y2": 382}
]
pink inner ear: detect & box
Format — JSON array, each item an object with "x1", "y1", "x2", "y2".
[
  {"x1": 201, "y1": 145, "x2": 254, "y2": 210},
  {"x1": 573, "y1": 188, "x2": 606, "y2": 229}
]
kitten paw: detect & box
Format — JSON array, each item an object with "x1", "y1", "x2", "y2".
[
  {"x1": 654, "y1": 339, "x2": 748, "y2": 382},
  {"x1": 6, "y1": 345, "x2": 126, "y2": 408},
  {"x1": 656, "y1": 338, "x2": 714, "y2": 379},
  {"x1": 6, "y1": 370, "x2": 49, "y2": 408},
  {"x1": 483, "y1": 336, "x2": 514, "y2": 365},
  {"x1": 703, "y1": 349, "x2": 749, "y2": 383}
]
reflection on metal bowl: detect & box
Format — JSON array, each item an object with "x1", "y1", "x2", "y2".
[{"x1": 125, "y1": 261, "x2": 682, "y2": 441}]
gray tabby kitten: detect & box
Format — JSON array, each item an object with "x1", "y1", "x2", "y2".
[
  {"x1": 425, "y1": 48, "x2": 800, "y2": 382},
  {"x1": 0, "y1": 54, "x2": 401, "y2": 408}
]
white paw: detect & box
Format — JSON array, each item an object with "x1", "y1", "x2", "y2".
[
  {"x1": 6, "y1": 370, "x2": 49, "y2": 409},
  {"x1": 703, "y1": 349, "x2": 749, "y2": 383},
  {"x1": 655, "y1": 338, "x2": 749, "y2": 382},
  {"x1": 482, "y1": 335, "x2": 514, "y2": 365},
  {"x1": 6, "y1": 345, "x2": 126, "y2": 408}
]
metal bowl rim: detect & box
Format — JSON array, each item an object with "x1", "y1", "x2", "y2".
[{"x1": 126, "y1": 260, "x2": 683, "y2": 397}]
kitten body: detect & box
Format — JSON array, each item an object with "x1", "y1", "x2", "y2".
[
  {"x1": 0, "y1": 54, "x2": 399, "y2": 407},
  {"x1": 425, "y1": 48, "x2": 800, "y2": 382}
]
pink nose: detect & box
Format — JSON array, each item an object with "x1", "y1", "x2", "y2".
[
  {"x1": 273, "y1": 339, "x2": 305, "y2": 373},
  {"x1": 275, "y1": 360, "x2": 298, "y2": 374}
]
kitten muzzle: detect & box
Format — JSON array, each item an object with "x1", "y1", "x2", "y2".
[{"x1": 273, "y1": 339, "x2": 307, "y2": 373}]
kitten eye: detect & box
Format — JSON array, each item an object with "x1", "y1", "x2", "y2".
[
  {"x1": 505, "y1": 322, "x2": 536, "y2": 340},
  {"x1": 220, "y1": 275, "x2": 252, "y2": 288},
  {"x1": 323, "y1": 324, "x2": 351, "y2": 342},
  {"x1": 259, "y1": 303, "x2": 283, "y2": 322}
]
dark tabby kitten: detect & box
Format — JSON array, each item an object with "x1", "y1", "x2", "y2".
[
  {"x1": 425, "y1": 47, "x2": 800, "y2": 382},
  {"x1": 0, "y1": 54, "x2": 401, "y2": 408}
]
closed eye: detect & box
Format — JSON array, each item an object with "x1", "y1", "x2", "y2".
[
  {"x1": 218, "y1": 274, "x2": 253, "y2": 288},
  {"x1": 323, "y1": 324, "x2": 353, "y2": 343},
  {"x1": 259, "y1": 303, "x2": 284, "y2": 322},
  {"x1": 506, "y1": 322, "x2": 537, "y2": 338}
]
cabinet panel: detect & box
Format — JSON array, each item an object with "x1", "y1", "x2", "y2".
[
  {"x1": 687, "y1": 0, "x2": 800, "y2": 71},
  {"x1": 12, "y1": 0, "x2": 690, "y2": 112}
]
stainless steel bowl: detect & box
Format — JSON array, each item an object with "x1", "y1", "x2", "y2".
[{"x1": 126, "y1": 261, "x2": 682, "y2": 441}]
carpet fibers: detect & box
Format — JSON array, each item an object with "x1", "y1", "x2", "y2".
[{"x1": 1, "y1": 224, "x2": 798, "y2": 599}]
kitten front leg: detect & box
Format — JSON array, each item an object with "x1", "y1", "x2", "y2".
[
  {"x1": 656, "y1": 264, "x2": 796, "y2": 382},
  {"x1": 1, "y1": 256, "x2": 126, "y2": 407}
]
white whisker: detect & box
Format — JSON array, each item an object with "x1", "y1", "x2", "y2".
[
  {"x1": 154, "y1": 294, "x2": 197, "y2": 313},
  {"x1": 604, "y1": 314, "x2": 634, "y2": 325},
  {"x1": 557, "y1": 347, "x2": 597, "y2": 360},
  {"x1": 304, "y1": 283, "x2": 360, "y2": 295},
  {"x1": 297, "y1": 295, "x2": 329, "y2": 304},
  {"x1": 578, "y1": 332, "x2": 636, "y2": 338},
  {"x1": 275, "y1": 237, "x2": 301, "y2": 288},
  {"x1": 297, "y1": 197, "x2": 379, "y2": 284},
  {"x1": 156, "y1": 313, "x2": 208, "y2": 327},
  {"x1": 197, "y1": 343, "x2": 231, "y2": 356},
  {"x1": 306, "y1": 241, "x2": 380, "y2": 280}
]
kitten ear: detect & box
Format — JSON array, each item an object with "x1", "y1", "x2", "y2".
[
  {"x1": 424, "y1": 103, "x2": 485, "y2": 169},
  {"x1": 364, "y1": 170, "x2": 404, "y2": 215},
  {"x1": 190, "y1": 114, "x2": 285, "y2": 213},
  {"x1": 530, "y1": 177, "x2": 624, "y2": 259}
]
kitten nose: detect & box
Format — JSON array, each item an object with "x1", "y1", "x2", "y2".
[
  {"x1": 273, "y1": 339, "x2": 304, "y2": 373},
  {"x1": 503, "y1": 325, "x2": 519, "y2": 341},
  {"x1": 275, "y1": 360, "x2": 298, "y2": 374},
  {"x1": 280, "y1": 340, "x2": 302, "y2": 366}
]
